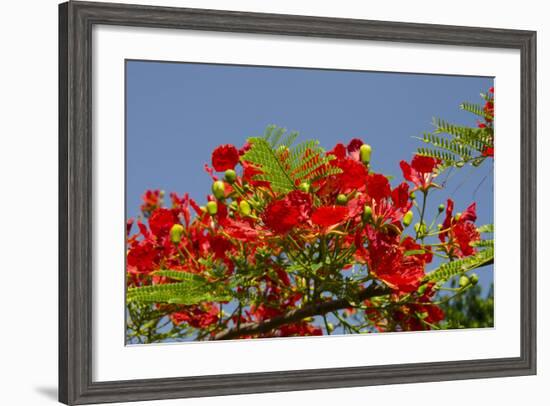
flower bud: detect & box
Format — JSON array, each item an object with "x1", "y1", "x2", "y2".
[
  {"x1": 212, "y1": 180, "x2": 225, "y2": 200},
  {"x1": 360, "y1": 144, "x2": 372, "y2": 164},
  {"x1": 437, "y1": 224, "x2": 443, "y2": 230},
  {"x1": 414, "y1": 222, "x2": 427, "y2": 236},
  {"x1": 224, "y1": 169, "x2": 237, "y2": 184},
  {"x1": 206, "y1": 201, "x2": 218, "y2": 215},
  {"x1": 239, "y1": 200, "x2": 251, "y2": 217},
  {"x1": 363, "y1": 205, "x2": 373, "y2": 222},
  {"x1": 336, "y1": 194, "x2": 348, "y2": 205},
  {"x1": 169, "y1": 224, "x2": 185, "y2": 244},
  {"x1": 469, "y1": 274, "x2": 479, "y2": 285},
  {"x1": 298, "y1": 182, "x2": 310, "y2": 193},
  {"x1": 326, "y1": 322, "x2": 335, "y2": 333},
  {"x1": 403, "y1": 210, "x2": 414, "y2": 227},
  {"x1": 459, "y1": 275, "x2": 470, "y2": 288},
  {"x1": 438, "y1": 204, "x2": 445, "y2": 213}
]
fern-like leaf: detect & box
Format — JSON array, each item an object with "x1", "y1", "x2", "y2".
[
  {"x1": 127, "y1": 272, "x2": 232, "y2": 305},
  {"x1": 425, "y1": 246, "x2": 494, "y2": 283},
  {"x1": 242, "y1": 126, "x2": 342, "y2": 193},
  {"x1": 477, "y1": 224, "x2": 494, "y2": 233}
]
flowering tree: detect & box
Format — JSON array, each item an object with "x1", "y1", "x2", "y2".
[{"x1": 126, "y1": 94, "x2": 494, "y2": 343}]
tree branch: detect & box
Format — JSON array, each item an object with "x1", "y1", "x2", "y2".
[{"x1": 212, "y1": 284, "x2": 389, "y2": 340}]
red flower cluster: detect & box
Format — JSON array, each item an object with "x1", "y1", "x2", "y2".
[
  {"x1": 127, "y1": 130, "x2": 486, "y2": 341},
  {"x1": 400, "y1": 155, "x2": 441, "y2": 192},
  {"x1": 211, "y1": 144, "x2": 240, "y2": 171}
]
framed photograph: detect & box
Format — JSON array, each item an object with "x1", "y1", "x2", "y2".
[{"x1": 59, "y1": 1, "x2": 536, "y2": 404}]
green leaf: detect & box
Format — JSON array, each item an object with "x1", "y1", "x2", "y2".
[
  {"x1": 471, "y1": 239, "x2": 494, "y2": 248},
  {"x1": 425, "y1": 247, "x2": 494, "y2": 283},
  {"x1": 152, "y1": 269, "x2": 209, "y2": 282},
  {"x1": 127, "y1": 274, "x2": 232, "y2": 305},
  {"x1": 477, "y1": 224, "x2": 494, "y2": 233},
  {"x1": 242, "y1": 125, "x2": 342, "y2": 194}
]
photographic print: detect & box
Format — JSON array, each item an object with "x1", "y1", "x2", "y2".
[{"x1": 125, "y1": 61, "x2": 495, "y2": 344}]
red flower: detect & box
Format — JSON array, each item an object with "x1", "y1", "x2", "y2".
[
  {"x1": 126, "y1": 219, "x2": 134, "y2": 236},
  {"x1": 482, "y1": 146, "x2": 494, "y2": 157},
  {"x1": 453, "y1": 221, "x2": 479, "y2": 257},
  {"x1": 366, "y1": 173, "x2": 391, "y2": 201},
  {"x1": 336, "y1": 158, "x2": 368, "y2": 192},
  {"x1": 208, "y1": 234, "x2": 235, "y2": 259},
  {"x1": 171, "y1": 304, "x2": 220, "y2": 329},
  {"x1": 262, "y1": 191, "x2": 312, "y2": 235},
  {"x1": 311, "y1": 206, "x2": 348, "y2": 228},
  {"x1": 391, "y1": 182, "x2": 410, "y2": 209},
  {"x1": 149, "y1": 208, "x2": 178, "y2": 237},
  {"x1": 439, "y1": 199, "x2": 480, "y2": 257},
  {"x1": 127, "y1": 240, "x2": 158, "y2": 274},
  {"x1": 484, "y1": 100, "x2": 494, "y2": 121},
  {"x1": 219, "y1": 217, "x2": 259, "y2": 241},
  {"x1": 347, "y1": 138, "x2": 364, "y2": 161},
  {"x1": 328, "y1": 143, "x2": 347, "y2": 160},
  {"x1": 392, "y1": 282, "x2": 444, "y2": 331},
  {"x1": 211, "y1": 144, "x2": 240, "y2": 171},
  {"x1": 400, "y1": 155, "x2": 441, "y2": 191},
  {"x1": 365, "y1": 228, "x2": 429, "y2": 294},
  {"x1": 140, "y1": 189, "x2": 163, "y2": 216}
]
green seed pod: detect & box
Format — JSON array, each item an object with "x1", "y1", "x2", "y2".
[
  {"x1": 363, "y1": 205, "x2": 373, "y2": 222},
  {"x1": 212, "y1": 180, "x2": 225, "y2": 200},
  {"x1": 224, "y1": 169, "x2": 237, "y2": 184},
  {"x1": 239, "y1": 200, "x2": 251, "y2": 217},
  {"x1": 298, "y1": 182, "x2": 310, "y2": 193},
  {"x1": 459, "y1": 275, "x2": 470, "y2": 288},
  {"x1": 437, "y1": 223, "x2": 443, "y2": 230},
  {"x1": 229, "y1": 201, "x2": 238, "y2": 211},
  {"x1": 169, "y1": 224, "x2": 185, "y2": 244},
  {"x1": 326, "y1": 322, "x2": 335, "y2": 333},
  {"x1": 455, "y1": 212, "x2": 462, "y2": 221},
  {"x1": 206, "y1": 201, "x2": 218, "y2": 215},
  {"x1": 360, "y1": 144, "x2": 372, "y2": 164},
  {"x1": 438, "y1": 203, "x2": 445, "y2": 213},
  {"x1": 336, "y1": 194, "x2": 348, "y2": 205},
  {"x1": 469, "y1": 274, "x2": 479, "y2": 285},
  {"x1": 199, "y1": 205, "x2": 207, "y2": 213},
  {"x1": 409, "y1": 191, "x2": 416, "y2": 200},
  {"x1": 403, "y1": 210, "x2": 414, "y2": 227}
]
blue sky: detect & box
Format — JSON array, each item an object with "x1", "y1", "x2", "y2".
[{"x1": 125, "y1": 60, "x2": 494, "y2": 293}]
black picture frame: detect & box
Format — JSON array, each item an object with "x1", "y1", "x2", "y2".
[{"x1": 59, "y1": 1, "x2": 537, "y2": 404}]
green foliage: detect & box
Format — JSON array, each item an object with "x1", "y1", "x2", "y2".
[
  {"x1": 425, "y1": 244, "x2": 494, "y2": 284},
  {"x1": 477, "y1": 224, "x2": 494, "y2": 233},
  {"x1": 416, "y1": 92, "x2": 493, "y2": 168},
  {"x1": 242, "y1": 125, "x2": 342, "y2": 193},
  {"x1": 127, "y1": 271, "x2": 232, "y2": 305},
  {"x1": 440, "y1": 283, "x2": 494, "y2": 329}
]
